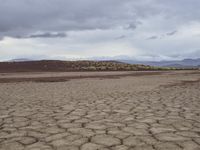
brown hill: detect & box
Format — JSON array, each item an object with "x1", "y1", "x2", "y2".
[{"x1": 0, "y1": 60, "x2": 164, "y2": 73}]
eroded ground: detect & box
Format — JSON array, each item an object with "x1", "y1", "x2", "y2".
[{"x1": 0, "y1": 71, "x2": 200, "y2": 150}]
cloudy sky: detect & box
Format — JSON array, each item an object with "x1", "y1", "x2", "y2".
[{"x1": 0, "y1": 0, "x2": 200, "y2": 61}]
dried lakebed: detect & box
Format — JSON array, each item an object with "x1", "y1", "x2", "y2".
[{"x1": 0, "y1": 71, "x2": 200, "y2": 150}]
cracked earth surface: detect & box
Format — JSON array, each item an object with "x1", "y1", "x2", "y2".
[{"x1": 0, "y1": 71, "x2": 200, "y2": 150}]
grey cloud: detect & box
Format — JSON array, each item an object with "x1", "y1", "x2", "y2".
[
  {"x1": 182, "y1": 49, "x2": 200, "y2": 58},
  {"x1": 0, "y1": 32, "x2": 67, "y2": 39},
  {"x1": 29, "y1": 32, "x2": 67, "y2": 38},
  {"x1": 167, "y1": 54, "x2": 181, "y2": 58},
  {"x1": 0, "y1": 0, "x2": 145, "y2": 38},
  {"x1": 115, "y1": 35, "x2": 126, "y2": 40},
  {"x1": 146, "y1": 36, "x2": 158, "y2": 40},
  {"x1": 0, "y1": 0, "x2": 199, "y2": 36},
  {"x1": 166, "y1": 30, "x2": 177, "y2": 36},
  {"x1": 1, "y1": 0, "x2": 183, "y2": 39},
  {"x1": 157, "y1": 0, "x2": 200, "y2": 21},
  {"x1": 126, "y1": 23, "x2": 137, "y2": 30},
  {"x1": 165, "y1": 49, "x2": 200, "y2": 59},
  {"x1": 1, "y1": 0, "x2": 199, "y2": 39},
  {"x1": 146, "y1": 30, "x2": 178, "y2": 41}
]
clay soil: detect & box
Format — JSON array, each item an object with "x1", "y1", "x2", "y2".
[{"x1": 0, "y1": 70, "x2": 200, "y2": 150}]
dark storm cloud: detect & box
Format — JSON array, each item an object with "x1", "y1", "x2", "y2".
[
  {"x1": 146, "y1": 30, "x2": 178, "y2": 40},
  {"x1": 29, "y1": 32, "x2": 67, "y2": 38},
  {"x1": 1, "y1": 0, "x2": 200, "y2": 39},
  {"x1": 166, "y1": 31, "x2": 177, "y2": 36},
  {"x1": 0, "y1": 0, "x2": 143, "y2": 38},
  {"x1": 5, "y1": 32, "x2": 67, "y2": 39},
  {"x1": 146, "y1": 36, "x2": 158, "y2": 40},
  {"x1": 0, "y1": 0, "x2": 174, "y2": 39},
  {"x1": 126, "y1": 23, "x2": 138, "y2": 30},
  {"x1": 114, "y1": 35, "x2": 126, "y2": 40}
]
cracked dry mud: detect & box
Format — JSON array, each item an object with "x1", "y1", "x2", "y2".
[{"x1": 0, "y1": 71, "x2": 200, "y2": 150}]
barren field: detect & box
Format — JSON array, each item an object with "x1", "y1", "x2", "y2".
[{"x1": 0, "y1": 70, "x2": 200, "y2": 150}]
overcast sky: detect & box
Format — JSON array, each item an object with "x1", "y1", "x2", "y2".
[{"x1": 0, "y1": 0, "x2": 200, "y2": 61}]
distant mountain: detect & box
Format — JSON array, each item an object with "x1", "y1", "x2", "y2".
[
  {"x1": 121, "y1": 58, "x2": 200, "y2": 68},
  {"x1": 10, "y1": 58, "x2": 33, "y2": 62}
]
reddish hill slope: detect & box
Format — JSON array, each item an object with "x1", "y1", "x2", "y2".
[{"x1": 0, "y1": 60, "x2": 162, "y2": 73}]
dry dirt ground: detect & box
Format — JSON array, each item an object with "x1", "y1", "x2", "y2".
[{"x1": 0, "y1": 71, "x2": 200, "y2": 150}]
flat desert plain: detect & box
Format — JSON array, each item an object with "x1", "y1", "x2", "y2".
[{"x1": 0, "y1": 70, "x2": 200, "y2": 150}]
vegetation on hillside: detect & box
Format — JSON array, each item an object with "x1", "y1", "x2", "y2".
[{"x1": 0, "y1": 60, "x2": 183, "y2": 72}]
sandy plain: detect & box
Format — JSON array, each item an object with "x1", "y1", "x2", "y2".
[{"x1": 0, "y1": 70, "x2": 200, "y2": 150}]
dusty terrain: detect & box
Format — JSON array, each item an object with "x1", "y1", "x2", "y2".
[{"x1": 0, "y1": 70, "x2": 200, "y2": 150}]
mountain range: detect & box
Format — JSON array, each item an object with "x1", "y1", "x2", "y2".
[
  {"x1": 5, "y1": 58, "x2": 200, "y2": 69},
  {"x1": 121, "y1": 58, "x2": 200, "y2": 68}
]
